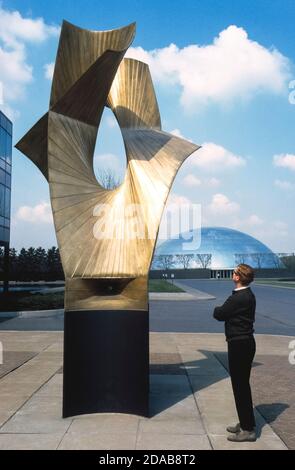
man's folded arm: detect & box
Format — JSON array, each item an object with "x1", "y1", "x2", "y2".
[{"x1": 213, "y1": 295, "x2": 238, "y2": 321}]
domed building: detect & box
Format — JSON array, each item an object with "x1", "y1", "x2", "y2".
[{"x1": 153, "y1": 226, "x2": 283, "y2": 278}]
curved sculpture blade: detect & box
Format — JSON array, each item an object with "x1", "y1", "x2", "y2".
[
  {"x1": 50, "y1": 20, "x2": 136, "y2": 107},
  {"x1": 15, "y1": 20, "x2": 136, "y2": 180},
  {"x1": 15, "y1": 113, "x2": 49, "y2": 180},
  {"x1": 15, "y1": 22, "x2": 201, "y2": 311}
]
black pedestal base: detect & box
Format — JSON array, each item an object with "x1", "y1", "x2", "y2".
[{"x1": 63, "y1": 309, "x2": 149, "y2": 418}]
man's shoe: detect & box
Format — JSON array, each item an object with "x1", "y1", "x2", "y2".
[
  {"x1": 227, "y1": 429, "x2": 257, "y2": 442},
  {"x1": 226, "y1": 423, "x2": 240, "y2": 433}
]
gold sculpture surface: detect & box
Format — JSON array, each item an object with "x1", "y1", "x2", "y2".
[{"x1": 16, "y1": 20, "x2": 200, "y2": 312}]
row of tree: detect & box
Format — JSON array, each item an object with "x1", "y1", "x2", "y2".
[
  {"x1": 153, "y1": 252, "x2": 295, "y2": 271},
  {"x1": 0, "y1": 247, "x2": 64, "y2": 281},
  {"x1": 1, "y1": 247, "x2": 295, "y2": 281},
  {"x1": 153, "y1": 254, "x2": 212, "y2": 270},
  {"x1": 235, "y1": 253, "x2": 295, "y2": 270}
]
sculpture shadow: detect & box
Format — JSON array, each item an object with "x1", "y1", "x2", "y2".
[
  {"x1": 212, "y1": 350, "x2": 262, "y2": 371},
  {"x1": 149, "y1": 349, "x2": 230, "y2": 418},
  {"x1": 254, "y1": 403, "x2": 289, "y2": 438},
  {"x1": 149, "y1": 349, "x2": 289, "y2": 439},
  {"x1": 149, "y1": 349, "x2": 262, "y2": 419}
]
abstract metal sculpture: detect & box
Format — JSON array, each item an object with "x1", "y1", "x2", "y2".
[{"x1": 15, "y1": 20, "x2": 200, "y2": 418}]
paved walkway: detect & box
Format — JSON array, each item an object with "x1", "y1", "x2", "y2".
[
  {"x1": 150, "y1": 282, "x2": 216, "y2": 301},
  {"x1": 0, "y1": 331, "x2": 293, "y2": 450}
]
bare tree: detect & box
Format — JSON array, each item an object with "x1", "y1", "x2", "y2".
[
  {"x1": 268, "y1": 253, "x2": 281, "y2": 268},
  {"x1": 250, "y1": 253, "x2": 268, "y2": 269},
  {"x1": 156, "y1": 255, "x2": 175, "y2": 270},
  {"x1": 235, "y1": 253, "x2": 249, "y2": 264},
  {"x1": 175, "y1": 254, "x2": 194, "y2": 269},
  {"x1": 280, "y1": 253, "x2": 295, "y2": 272},
  {"x1": 195, "y1": 253, "x2": 212, "y2": 268},
  {"x1": 96, "y1": 168, "x2": 121, "y2": 190}
]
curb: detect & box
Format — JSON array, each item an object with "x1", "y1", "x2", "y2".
[{"x1": 0, "y1": 309, "x2": 64, "y2": 319}]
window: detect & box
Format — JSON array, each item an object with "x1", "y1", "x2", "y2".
[
  {"x1": 3, "y1": 227, "x2": 9, "y2": 242},
  {"x1": 5, "y1": 162, "x2": 11, "y2": 174},
  {"x1": 5, "y1": 132, "x2": 12, "y2": 163},
  {"x1": 5, "y1": 187, "x2": 10, "y2": 218},
  {"x1": 6, "y1": 120, "x2": 12, "y2": 136},
  {"x1": 0, "y1": 112, "x2": 6, "y2": 129},
  {"x1": 0, "y1": 127, "x2": 5, "y2": 160},
  {"x1": 0, "y1": 185, "x2": 5, "y2": 216},
  {"x1": 0, "y1": 168, "x2": 5, "y2": 185},
  {"x1": 5, "y1": 172, "x2": 11, "y2": 187},
  {"x1": 0, "y1": 112, "x2": 12, "y2": 243}
]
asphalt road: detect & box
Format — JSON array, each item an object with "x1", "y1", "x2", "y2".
[
  {"x1": 0, "y1": 279, "x2": 294, "y2": 336},
  {"x1": 150, "y1": 279, "x2": 295, "y2": 336}
]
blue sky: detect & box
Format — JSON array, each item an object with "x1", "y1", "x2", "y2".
[{"x1": 0, "y1": 0, "x2": 294, "y2": 252}]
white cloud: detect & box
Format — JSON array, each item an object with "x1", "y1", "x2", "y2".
[
  {"x1": 166, "y1": 193, "x2": 192, "y2": 207},
  {"x1": 160, "y1": 193, "x2": 201, "y2": 241},
  {"x1": 202, "y1": 204, "x2": 290, "y2": 251},
  {"x1": 204, "y1": 213, "x2": 265, "y2": 238},
  {"x1": 15, "y1": 201, "x2": 53, "y2": 224},
  {"x1": 206, "y1": 177, "x2": 221, "y2": 187},
  {"x1": 127, "y1": 25, "x2": 291, "y2": 110},
  {"x1": 274, "y1": 179, "x2": 295, "y2": 190},
  {"x1": 170, "y1": 128, "x2": 194, "y2": 143},
  {"x1": 182, "y1": 174, "x2": 201, "y2": 187},
  {"x1": 0, "y1": 103, "x2": 20, "y2": 121},
  {"x1": 164, "y1": 193, "x2": 195, "y2": 227},
  {"x1": 273, "y1": 221, "x2": 288, "y2": 237},
  {"x1": 182, "y1": 174, "x2": 221, "y2": 188},
  {"x1": 188, "y1": 142, "x2": 246, "y2": 171},
  {"x1": 208, "y1": 193, "x2": 240, "y2": 215},
  {"x1": 170, "y1": 128, "x2": 186, "y2": 139},
  {"x1": 0, "y1": 42, "x2": 33, "y2": 102},
  {"x1": 0, "y1": 7, "x2": 59, "y2": 46},
  {"x1": 44, "y1": 62, "x2": 54, "y2": 80},
  {"x1": 246, "y1": 214, "x2": 264, "y2": 226},
  {"x1": 273, "y1": 154, "x2": 295, "y2": 171},
  {"x1": 229, "y1": 216, "x2": 289, "y2": 251},
  {"x1": 169, "y1": 130, "x2": 244, "y2": 173},
  {"x1": 274, "y1": 220, "x2": 288, "y2": 230},
  {"x1": 232, "y1": 214, "x2": 264, "y2": 229},
  {"x1": 249, "y1": 220, "x2": 289, "y2": 245},
  {"x1": 0, "y1": 6, "x2": 59, "y2": 108},
  {"x1": 94, "y1": 153, "x2": 121, "y2": 170}
]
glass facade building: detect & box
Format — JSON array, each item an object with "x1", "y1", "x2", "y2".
[
  {"x1": 0, "y1": 110, "x2": 12, "y2": 242},
  {"x1": 153, "y1": 226, "x2": 283, "y2": 276},
  {"x1": 0, "y1": 110, "x2": 12, "y2": 290}
]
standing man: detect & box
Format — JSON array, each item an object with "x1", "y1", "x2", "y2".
[{"x1": 213, "y1": 263, "x2": 257, "y2": 442}]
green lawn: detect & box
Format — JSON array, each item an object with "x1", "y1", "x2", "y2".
[
  {"x1": 0, "y1": 291, "x2": 65, "y2": 311},
  {"x1": 148, "y1": 279, "x2": 184, "y2": 293},
  {"x1": 0, "y1": 280, "x2": 184, "y2": 311}
]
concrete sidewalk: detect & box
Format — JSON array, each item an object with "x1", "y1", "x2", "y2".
[
  {"x1": 0, "y1": 331, "x2": 293, "y2": 450},
  {"x1": 150, "y1": 280, "x2": 216, "y2": 301}
]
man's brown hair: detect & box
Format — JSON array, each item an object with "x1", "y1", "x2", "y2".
[{"x1": 235, "y1": 263, "x2": 255, "y2": 286}]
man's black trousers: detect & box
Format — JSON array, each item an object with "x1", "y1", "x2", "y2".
[{"x1": 228, "y1": 336, "x2": 256, "y2": 431}]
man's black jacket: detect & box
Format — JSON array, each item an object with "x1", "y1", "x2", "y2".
[{"x1": 213, "y1": 287, "x2": 256, "y2": 341}]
